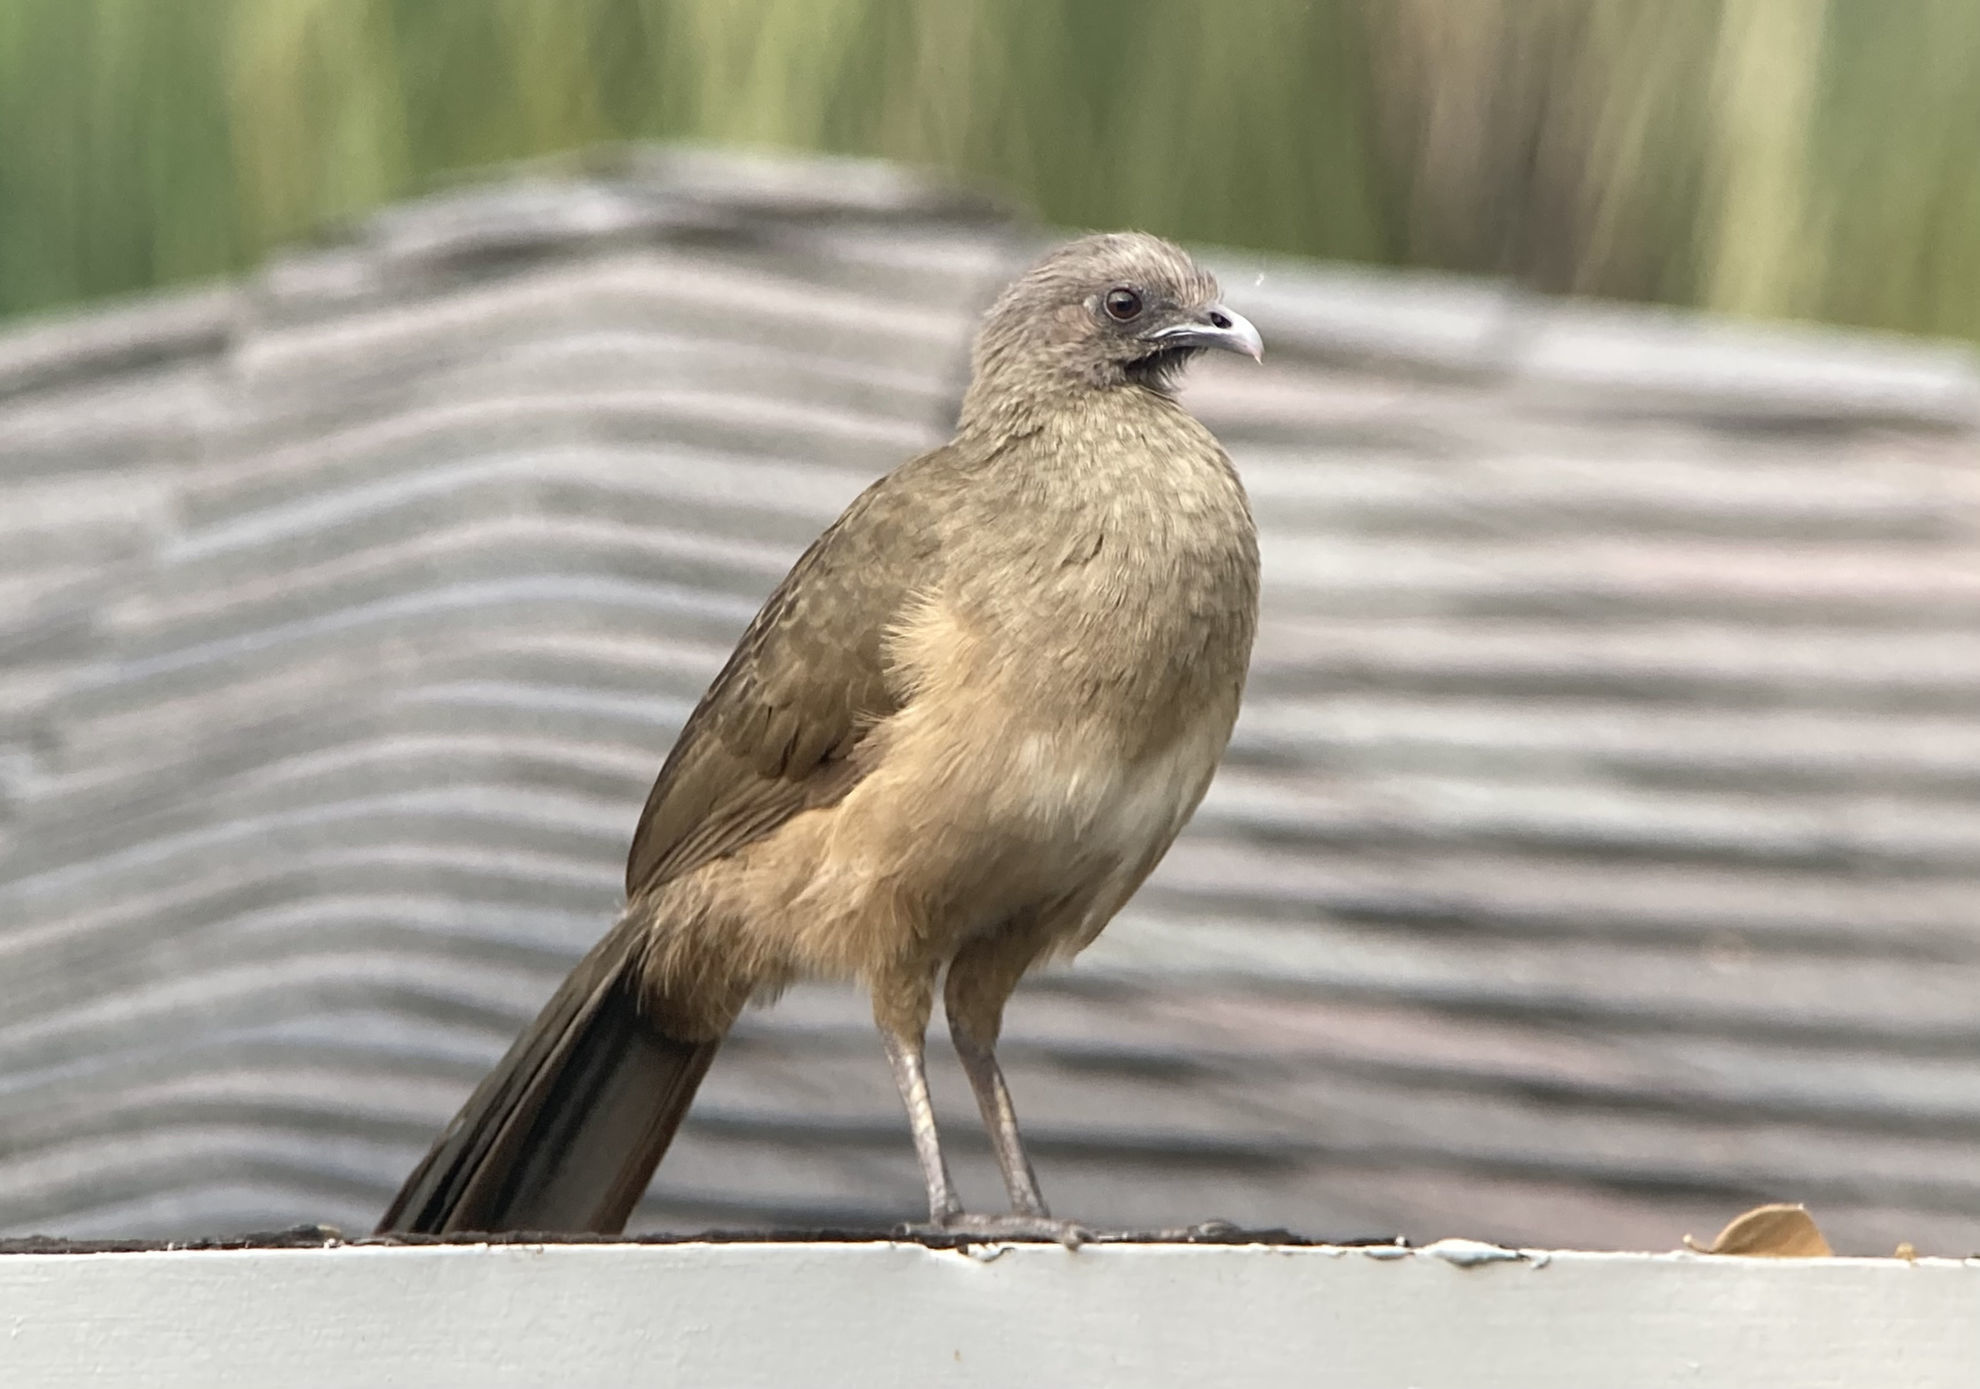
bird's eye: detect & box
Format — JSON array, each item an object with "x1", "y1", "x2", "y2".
[{"x1": 1104, "y1": 287, "x2": 1143, "y2": 322}]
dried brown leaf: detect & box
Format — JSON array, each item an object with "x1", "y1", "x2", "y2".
[{"x1": 1684, "y1": 1203, "x2": 1833, "y2": 1258}]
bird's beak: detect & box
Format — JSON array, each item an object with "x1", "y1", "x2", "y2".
[{"x1": 1144, "y1": 304, "x2": 1264, "y2": 362}]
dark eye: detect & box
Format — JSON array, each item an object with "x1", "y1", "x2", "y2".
[{"x1": 1104, "y1": 287, "x2": 1143, "y2": 322}]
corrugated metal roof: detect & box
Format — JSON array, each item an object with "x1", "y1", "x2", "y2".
[{"x1": 4, "y1": 146, "x2": 1980, "y2": 1254}]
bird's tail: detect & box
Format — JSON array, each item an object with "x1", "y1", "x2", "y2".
[{"x1": 377, "y1": 918, "x2": 722, "y2": 1235}]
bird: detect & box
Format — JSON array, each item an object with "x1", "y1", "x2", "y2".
[{"x1": 377, "y1": 231, "x2": 1263, "y2": 1243}]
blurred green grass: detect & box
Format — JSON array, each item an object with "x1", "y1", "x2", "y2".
[{"x1": 1, "y1": 0, "x2": 1976, "y2": 340}]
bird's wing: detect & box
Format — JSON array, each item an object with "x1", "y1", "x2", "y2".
[{"x1": 625, "y1": 455, "x2": 948, "y2": 899}]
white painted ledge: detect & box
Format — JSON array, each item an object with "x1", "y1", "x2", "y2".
[{"x1": 2, "y1": 1239, "x2": 1974, "y2": 1388}]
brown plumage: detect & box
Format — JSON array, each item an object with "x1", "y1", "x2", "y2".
[{"x1": 378, "y1": 231, "x2": 1263, "y2": 1241}]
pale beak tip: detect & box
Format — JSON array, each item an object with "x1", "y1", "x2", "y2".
[{"x1": 1215, "y1": 306, "x2": 1264, "y2": 363}]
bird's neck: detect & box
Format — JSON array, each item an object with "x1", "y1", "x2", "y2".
[
  {"x1": 947, "y1": 386, "x2": 1248, "y2": 566},
  {"x1": 956, "y1": 370, "x2": 1173, "y2": 447}
]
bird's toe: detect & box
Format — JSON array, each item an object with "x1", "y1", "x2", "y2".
[{"x1": 909, "y1": 1212, "x2": 1092, "y2": 1248}]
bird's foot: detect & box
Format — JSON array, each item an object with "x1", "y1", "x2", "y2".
[{"x1": 908, "y1": 1212, "x2": 1092, "y2": 1249}]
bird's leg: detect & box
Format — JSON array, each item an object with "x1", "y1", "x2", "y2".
[
  {"x1": 940, "y1": 929, "x2": 1089, "y2": 1246},
  {"x1": 946, "y1": 995, "x2": 1047, "y2": 1216},
  {"x1": 873, "y1": 967, "x2": 963, "y2": 1226}
]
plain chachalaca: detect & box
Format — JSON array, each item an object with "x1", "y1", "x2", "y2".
[{"x1": 377, "y1": 231, "x2": 1263, "y2": 1243}]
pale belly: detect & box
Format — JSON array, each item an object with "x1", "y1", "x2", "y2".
[
  {"x1": 713, "y1": 672, "x2": 1231, "y2": 982},
  {"x1": 999, "y1": 717, "x2": 1225, "y2": 876}
]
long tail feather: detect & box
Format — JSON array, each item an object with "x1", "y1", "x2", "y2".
[{"x1": 378, "y1": 921, "x2": 721, "y2": 1235}]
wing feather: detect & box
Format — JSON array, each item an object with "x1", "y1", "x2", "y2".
[{"x1": 624, "y1": 452, "x2": 951, "y2": 898}]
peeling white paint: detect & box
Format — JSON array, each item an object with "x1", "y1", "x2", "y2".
[{"x1": 1422, "y1": 1236, "x2": 1528, "y2": 1267}]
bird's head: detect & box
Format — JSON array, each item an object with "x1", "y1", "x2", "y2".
[{"x1": 960, "y1": 232, "x2": 1262, "y2": 430}]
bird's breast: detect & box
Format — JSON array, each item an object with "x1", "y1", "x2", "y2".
[{"x1": 943, "y1": 410, "x2": 1259, "y2": 747}]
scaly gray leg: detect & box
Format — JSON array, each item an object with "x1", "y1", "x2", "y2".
[
  {"x1": 877, "y1": 1018, "x2": 962, "y2": 1226},
  {"x1": 950, "y1": 1023, "x2": 1048, "y2": 1216},
  {"x1": 941, "y1": 947, "x2": 1089, "y2": 1248}
]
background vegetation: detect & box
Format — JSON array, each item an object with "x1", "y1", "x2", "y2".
[{"x1": 1, "y1": 0, "x2": 1976, "y2": 340}]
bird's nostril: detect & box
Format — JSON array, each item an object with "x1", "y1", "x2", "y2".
[{"x1": 1209, "y1": 311, "x2": 1232, "y2": 330}]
